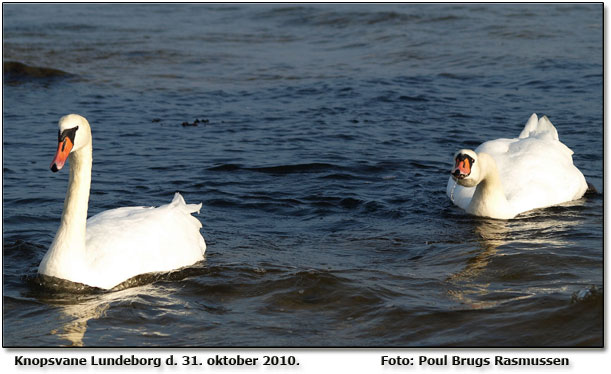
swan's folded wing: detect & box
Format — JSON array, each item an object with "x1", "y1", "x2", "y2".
[
  {"x1": 84, "y1": 196, "x2": 206, "y2": 289},
  {"x1": 494, "y1": 137, "x2": 586, "y2": 213}
]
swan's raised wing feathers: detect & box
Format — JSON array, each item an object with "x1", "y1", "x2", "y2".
[{"x1": 518, "y1": 113, "x2": 559, "y2": 141}]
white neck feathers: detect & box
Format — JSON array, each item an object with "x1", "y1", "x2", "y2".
[
  {"x1": 39, "y1": 142, "x2": 92, "y2": 281},
  {"x1": 467, "y1": 153, "x2": 515, "y2": 219}
]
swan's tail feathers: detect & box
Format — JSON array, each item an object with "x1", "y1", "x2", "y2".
[
  {"x1": 518, "y1": 113, "x2": 559, "y2": 141},
  {"x1": 170, "y1": 192, "x2": 203, "y2": 214}
]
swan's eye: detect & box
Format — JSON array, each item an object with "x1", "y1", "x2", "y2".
[{"x1": 58, "y1": 126, "x2": 79, "y2": 144}]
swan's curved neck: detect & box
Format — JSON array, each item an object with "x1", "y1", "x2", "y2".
[
  {"x1": 39, "y1": 143, "x2": 92, "y2": 279},
  {"x1": 468, "y1": 153, "x2": 515, "y2": 219},
  {"x1": 60, "y1": 145, "x2": 92, "y2": 241}
]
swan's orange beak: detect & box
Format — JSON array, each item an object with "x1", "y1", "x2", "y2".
[
  {"x1": 50, "y1": 137, "x2": 73, "y2": 172},
  {"x1": 452, "y1": 156, "x2": 471, "y2": 179}
]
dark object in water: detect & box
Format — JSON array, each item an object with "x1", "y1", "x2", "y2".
[
  {"x1": 586, "y1": 181, "x2": 598, "y2": 195},
  {"x1": 181, "y1": 118, "x2": 209, "y2": 127},
  {"x1": 3, "y1": 61, "x2": 72, "y2": 82}
]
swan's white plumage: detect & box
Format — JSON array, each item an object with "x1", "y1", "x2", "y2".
[
  {"x1": 447, "y1": 113, "x2": 588, "y2": 219},
  {"x1": 84, "y1": 193, "x2": 206, "y2": 289},
  {"x1": 38, "y1": 114, "x2": 206, "y2": 289}
]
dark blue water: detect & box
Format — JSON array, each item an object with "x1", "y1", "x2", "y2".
[{"x1": 2, "y1": 3, "x2": 602, "y2": 347}]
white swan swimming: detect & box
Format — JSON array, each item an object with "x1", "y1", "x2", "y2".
[
  {"x1": 38, "y1": 114, "x2": 206, "y2": 289},
  {"x1": 447, "y1": 113, "x2": 588, "y2": 219}
]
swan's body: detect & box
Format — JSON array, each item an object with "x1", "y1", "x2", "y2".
[
  {"x1": 447, "y1": 113, "x2": 588, "y2": 219},
  {"x1": 38, "y1": 114, "x2": 206, "y2": 289}
]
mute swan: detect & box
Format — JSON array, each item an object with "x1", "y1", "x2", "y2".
[
  {"x1": 447, "y1": 113, "x2": 588, "y2": 219},
  {"x1": 38, "y1": 114, "x2": 206, "y2": 289}
]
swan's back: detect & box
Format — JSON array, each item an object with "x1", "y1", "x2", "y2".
[
  {"x1": 85, "y1": 193, "x2": 206, "y2": 289},
  {"x1": 447, "y1": 114, "x2": 587, "y2": 217}
]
